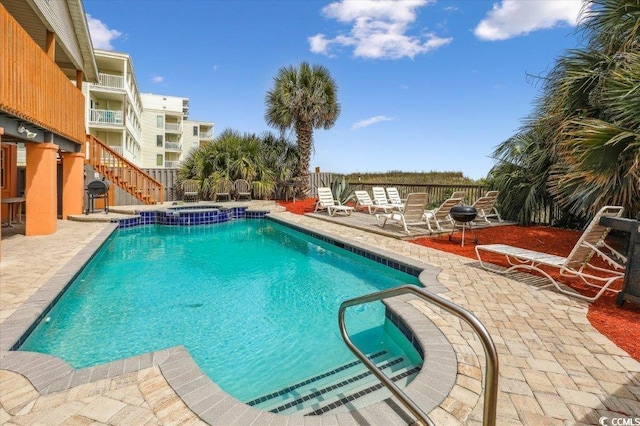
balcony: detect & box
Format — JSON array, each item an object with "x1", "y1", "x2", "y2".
[
  {"x1": 164, "y1": 142, "x2": 182, "y2": 151},
  {"x1": 96, "y1": 73, "x2": 125, "y2": 90},
  {"x1": 165, "y1": 123, "x2": 182, "y2": 133},
  {"x1": 90, "y1": 108, "x2": 124, "y2": 125},
  {"x1": 199, "y1": 131, "x2": 214, "y2": 139},
  {"x1": 0, "y1": 6, "x2": 85, "y2": 143},
  {"x1": 164, "y1": 161, "x2": 180, "y2": 168}
]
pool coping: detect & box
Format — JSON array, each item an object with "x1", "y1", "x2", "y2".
[{"x1": 0, "y1": 214, "x2": 474, "y2": 424}]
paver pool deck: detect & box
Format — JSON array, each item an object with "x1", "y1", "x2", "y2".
[{"x1": 1, "y1": 203, "x2": 639, "y2": 425}]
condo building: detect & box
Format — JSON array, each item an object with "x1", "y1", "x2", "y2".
[
  {"x1": 84, "y1": 49, "x2": 143, "y2": 165},
  {"x1": 140, "y1": 93, "x2": 214, "y2": 169}
]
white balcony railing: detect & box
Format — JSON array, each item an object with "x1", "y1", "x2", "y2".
[
  {"x1": 90, "y1": 108, "x2": 124, "y2": 125},
  {"x1": 164, "y1": 142, "x2": 182, "y2": 151},
  {"x1": 164, "y1": 161, "x2": 180, "y2": 168},
  {"x1": 165, "y1": 123, "x2": 182, "y2": 132},
  {"x1": 199, "y1": 131, "x2": 213, "y2": 139},
  {"x1": 96, "y1": 73, "x2": 124, "y2": 90}
]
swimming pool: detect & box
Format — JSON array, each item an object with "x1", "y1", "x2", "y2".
[{"x1": 19, "y1": 219, "x2": 422, "y2": 404}]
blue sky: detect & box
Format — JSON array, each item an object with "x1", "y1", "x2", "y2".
[{"x1": 84, "y1": 0, "x2": 588, "y2": 180}]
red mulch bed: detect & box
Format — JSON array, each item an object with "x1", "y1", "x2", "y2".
[{"x1": 277, "y1": 199, "x2": 640, "y2": 362}]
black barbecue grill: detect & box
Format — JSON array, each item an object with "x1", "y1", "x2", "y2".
[
  {"x1": 86, "y1": 179, "x2": 109, "y2": 215},
  {"x1": 449, "y1": 205, "x2": 478, "y2": 246}
]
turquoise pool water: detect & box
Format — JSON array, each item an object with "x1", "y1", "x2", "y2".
[{"x1": 20, "y1": 220, "x2": 421, "y2": 401}]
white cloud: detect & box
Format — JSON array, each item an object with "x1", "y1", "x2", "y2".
[
  {"x1": 474, "y1": 0, "x2": 587, "y2": 41},
  {"x1": 352, "y1": 115, "x2": 395, "y2": 130},
  {"x1": 309, "y1": 0, "x2": 452, "y2": 59},
  {"x1": 151, "y1": 75, "x2": 164, "y2": 84},
  {"x1": 86, "y1": 14, "x2": 122, "y2": 50}
]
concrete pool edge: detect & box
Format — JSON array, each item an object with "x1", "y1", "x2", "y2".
[{"x1": 0, "y1": 215, "x2": 473, "y2": 424}]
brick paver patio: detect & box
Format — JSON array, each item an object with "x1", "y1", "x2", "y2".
[{"x1": 1, "y1": 204, "x2": 638, "y2": 425}]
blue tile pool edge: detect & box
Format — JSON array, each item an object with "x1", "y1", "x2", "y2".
[
  {"x1": 0, "y1": 214, "x2": 461, "y2": 424},
  {"x1": 111, "y1": 205, "x2": 268, "y2": 228}
]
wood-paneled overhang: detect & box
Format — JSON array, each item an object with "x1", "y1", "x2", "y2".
[{"x1": 1, "y1": 0, "x2": 98, "y2": 146}]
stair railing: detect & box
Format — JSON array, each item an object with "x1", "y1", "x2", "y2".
[
  {"x1": 85, "y1": 135, "x2": 164, "y2": 204},
  {"x1": 339, "y1": 285, "x2": 499, "y2": 426}
]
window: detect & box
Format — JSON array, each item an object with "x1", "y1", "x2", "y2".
[
  {"x1": 193, "y1": 126, "x2": 198, "y2": 136},
  {"x1": 156, "y1": 115, "x2": 163, "y2": 128},
  {"x1": 156, "y1": 135, "x2": 163, "y2": 147},
  {"x1": 156, "y1": 154, "x2": 163, "y2": 166}
]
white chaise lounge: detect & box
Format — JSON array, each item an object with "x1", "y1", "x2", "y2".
[
  {"x1": 475, "y1": 205, "x2": 626, "y2": 302},
  {"x1": 315, "y1": 187, "x2": 354, "y2": 217},
  {"x1": 376, "y1": 193, "x2": 429, "y2": 234}
]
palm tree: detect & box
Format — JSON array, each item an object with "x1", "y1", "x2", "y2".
[{"x1": 265, "y1": 62, "x2": 340, "y2": 197}]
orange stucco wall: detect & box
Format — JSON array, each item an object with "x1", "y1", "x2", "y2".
[
  {"x1": 25, "y1": 142, "x2": 58, "y2": 236},
  {"x1": 61, "y1": 152, "x2": 85, "y2": 218}
]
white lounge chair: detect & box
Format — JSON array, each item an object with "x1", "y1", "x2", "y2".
[
  {"x1": 376, "y1": 193, "x2": 429, "y2": 234},
  {"x1": 386, "y1": 187, "x2": 405, "y2": 206},
  {"x1": 354, "y1": 190, "x2": 394, "y2": 214},
  {"x1": 472, "y1": 191, "x2": 502, "y2": 223},
  {"x1": 423, "y1": 197, "x2": 463, "y2": 232},
  {"x1": 314, "y1": 187, "x2": 354, "y2": 216},
  {"x1": 372, "y1": 186, "x2": 403, "y2": 211},
  {"x1": 475, "y1": 205, "x2": 626, "y2": 302}
]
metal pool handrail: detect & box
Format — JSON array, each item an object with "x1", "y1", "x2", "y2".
[{"x1": 338, "y1": 285, "x2": 499, "y2": 426}]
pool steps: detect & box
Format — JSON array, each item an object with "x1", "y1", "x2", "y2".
[
  {"x1": 307, "y1": 364, "x2": 421, "y2": 416},
  {"x1": 250, "y1": 350, "x2": 420, "y2": 415}
]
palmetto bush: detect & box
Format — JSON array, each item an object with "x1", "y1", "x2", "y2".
[
  {"x1": 179, "y1": 129, "x2": 299, "y2": 200},
  {"x1": 490, "y1": 0, "x2": 639, "y2": 223}
]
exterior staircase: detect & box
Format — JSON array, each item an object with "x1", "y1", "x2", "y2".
[{"x1": 85, "y1": 135, "x2": 164, "y2": 205}]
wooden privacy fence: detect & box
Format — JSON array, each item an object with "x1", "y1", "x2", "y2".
[
  {"x1": 114, "y1": 169, "x2": 564, "y2": 225},
  {"x1": 143, "y1": 168, "x2": 180, "y2": 201}
]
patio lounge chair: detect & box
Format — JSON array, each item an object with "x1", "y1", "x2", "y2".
[
  {"x1": 372, "y1": 186, "x2": 403, "y2": 211},
  {"x1": 354, "y1": 190, "x2": 394, "y2": 214},
  {"x1": 314, "y1": 187, "x2": 354, "y2": 216},
  {"x1": 376, "y1": 193, "x2": 429, "y2": 234},
  {"x1": 181, "y1": 180, "x2": 199, "y2": 202},
  {"x1": 450, "y1": 191, "x2": 466, "y2": 203},
  {"x1": 233, "y1": 179, "x2": 252, "y2": 201},
  {"x1": 472, "y1": 191, "x2": 502, "y2": 223},
  {"x1": 475, "y1": 205, "x2": 626, "y2": 302},
  {"x1": 423, "y1": 197, "x2": 463, "y2": 232},
  {"x1": 214, "y1": 178, "x2": 233, "y2": 202},
  {"x1": 386, "y1": 187, "x2": 405, "y2": 206}
]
